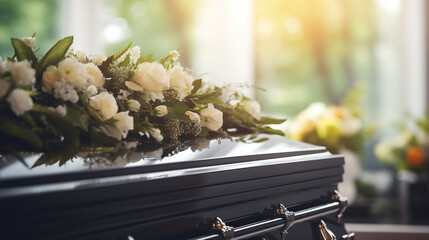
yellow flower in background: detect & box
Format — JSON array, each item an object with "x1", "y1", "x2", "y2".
[{"x1": 316, "y1": 115, "x2": 341, "y2": 146}]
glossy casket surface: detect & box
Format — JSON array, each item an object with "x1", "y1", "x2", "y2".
[{"x1": 0, "y1": 135, "x2": 346, "y2": 240}]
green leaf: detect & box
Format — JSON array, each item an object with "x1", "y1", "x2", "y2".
[
  {"x1": 136, "y1": 54, "x2": 156, "y2": 64},
  {"x1": 0, "y1": 117, "x2": 43, "y2": 149},
  {"x1": 113, "y1": 42, "x2": 132, "y2": 61},
  {"x1": 191, "y1": 79, "x2": 202, "y2": 95},
  {"x1": 11, "y1": 38, "x2": 38, "y2": 68},
  {"x1": 37, "y1": 36, "x2": 73, "y2": 77},
  {"x1": 173, "y1": 102, "x2": 189, "y2": 114},
  {"x1": 118, "y1": 54, "x2": 131, "y2": 67},
  {"x1": 259, "y1": 126, "x2": 285, "y2": 136},
  {"x1": 195, "y1": 96, "x2": 224, "y2": 104},
  {"x1": 258, "y1": 116, "x2": 287, "y2": 125}
]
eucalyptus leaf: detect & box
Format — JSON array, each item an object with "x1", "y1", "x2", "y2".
[
  {"x1": 253, "y1": 137, "x2": 269, "y2": 143},
  {"x1": 137, "y1": 54, "x2": 156, "y2": 64},
  {"x1": 259, "y1": 126, "x2": 285, "y2": 136},
  {"x1": 37, "y1": 36, "x2": 73, "y2": 77},
  {"x1": 11, "y1": 38, "x2": 38, "y2": 68},
  {"x1": 258, "y1": 116, "x2": 287, "y2": 125}
]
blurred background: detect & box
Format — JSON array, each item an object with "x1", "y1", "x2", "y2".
[{"x1": 1, "y1": 0, "x2": 428, "y2": 233}]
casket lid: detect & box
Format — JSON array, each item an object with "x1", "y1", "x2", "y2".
[{"x1": 0, "y1": 134, "x2": 333, "y2": 197}]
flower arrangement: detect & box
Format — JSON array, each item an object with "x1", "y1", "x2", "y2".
[
  {"x1": 286, "y1": 85, "x2": 365, "y2": 154},
  {"x1": 0, "y1": 35, "x2": 285, "y2": 167},
  {"x1": 375, "y1": 113, "x2": 429, "y2": 173}
]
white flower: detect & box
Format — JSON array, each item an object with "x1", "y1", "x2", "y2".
[
  {"x1": 87, "y1": 54, "x2": 107, "y2": 66},
  {"x1": 200, "y1": 103, "x2": 223, "y2": 131},
  {"x1": 86, "y1": 63, "x2": 105, "y2": 87},
  {"x1": 168, "y1": 64, "x2": 193, "y2": 99},
  {"x1": 128, "y1": 62, "x2": 170, "y2": 96},
  {"x1": 116, "y1": 46, "x2": 141, "y2": 65},
  {"x1": 11, "y1": 60, "x2": 35, "y2": 87},
  {"x1": 89, "y1": 91, "x2": 118, "y2": 120},
  {"x1": 149, "y1": 128, "x2": 163, "y2": 142},
  {"x1": 42, "y1": 65, "x2": 61, "y2": 92},
  {"x1": 21, "y1": 37, "x2": 35, "y2": 50},
  {"x1": 7, "y1": 89, "x2": 33, "y2": 116},
  {"x1": 185, "y1": 111, "x2": 200, "y2": 123},
  {"x1": 127, "y1": 99, "x2": 141, "y2": 112},
  {"x1": 59, "y1": 58, "x2": 93, "y2": 89},
  {"x1": 155, "y1": 105, "x2": 168, "y2": 117},
  {"x1": 169, "y1": 50, "x2": 180, "y2": 61},
  {"x1": 0, "y1": 79, "x2": 11, "y2": 98},
  {"x1": 113, "y1": 111, "x2": 134, "y2": 138},
  {"x1": 48, "y1": 105, "x2": 67, "y2": 117},
  {"x1": 53, "y1": 81, "x2": 79, "y2": 103},
  {"x1": 86, "y1": 85, "x2": 98, "y2": 96},
  {"x1": 74, "y1": 50, "x2": 87, "y2": 63},
  {"x1": 238, "y1": 100, "x2": 261, "y2": 121}
]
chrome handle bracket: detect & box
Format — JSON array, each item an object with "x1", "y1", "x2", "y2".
[
  {"x1": 261, "y1": 203, "x2": 295, "y2": 240},
  {"x1": 330, "y1": 190, "x2": 348, "y2": 223}
]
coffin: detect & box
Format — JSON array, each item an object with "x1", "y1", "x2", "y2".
[{"x1": 0, "y1": 135, "x2": 352, "y2": 240}]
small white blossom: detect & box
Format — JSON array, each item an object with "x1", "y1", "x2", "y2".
[
  {"x1": 11, "y1": 60, "x2": 35, "y2": 87},
  {"x1": 155, "y1": 105, "x2": 168, "y2": 117},
  {"x1": 200, "y1": 103, "x2": 223, "y2": 131},
  {"x1": 117, "y1": 89, "x2": 131, "y2": 101},
  {"x1": 115, "y1": 46, "x2": 141, "y2": 65},
  {"x1": 74, "y1": 50, "x2": 87, "y2": 63},
  {"x1": 48, "y1": 105, "x2": 67, "y2": 117},
  {"x1": 86, "y1": 85, "x2": 98, "y2": 96},
  {"x1": 7, "y1": 89, "x2": 33, "y2": 116},
  {"x1": 89, "y1": 91, "x2": 118, "y2": 120},
  {"x1": 185, "y1": 111, "x2": 200, "y2": 123},
  {"x1": 127, "y1": 99, "x2": 141, "y2": 112},
  {"x1": 87, "y1": 54, "x2": 107, "y2": 66},
  {"x1": 21, "y1": 37, "x2": 35, "y2": 50},
  {"x1": 53, "y1": 81, "x2": 79, "y2": 103},
  {"x1": 42, "y1": 65, "x2": 61, "y2": 92},
  {"x1": 149, "y1": 128, "x2": 163, "y2": 142},
  {"x1": 169, "y1": 50, "x2": 180, "y2": 61},
  {"x1": 0, "y1": 79, "x2": 11, "y2": 98}
]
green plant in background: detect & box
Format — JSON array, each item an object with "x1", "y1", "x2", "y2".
[{"x1": 375, "y1": 112, "x2": 429, "y2": 174}]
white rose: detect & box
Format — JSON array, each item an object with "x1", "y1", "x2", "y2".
[
  {"x1": 238, "y1": 100, "x2": 261, "y2": 121},
  {"x1": 89, "y1": 92, "x2": 118, "y2": 120},
  {"x1": 11, "y1": 60, "x2": 35, "y2": 87},
  {"x1": 21, "y1": 37, "x2": 35, "y2": 50},
  {"x1": 59, "y1": 58, "x2": 93, "y2": 89},
  {"x1": 7, "y1": 89, "x2": 33, "y2": 116},
  {"x1": 155, "y1": 105, "x2": 168, "y2": 117},
  {"x1": 185, "y1": 111, "x2": 200, "y2": 123},
  {"x1": 200, "y1": 103, "x2": 223, "y2": 131},
  {"x1": 42, "y1": 65, "x2": 61, "y2": 92},
  {"x1": 168, "y1": 64, "x2": 193, "y2": 99},
  {"x1": 113, "y1": 111, "x2": 134, "y2": 138},
  {"x1": 0, "y1": 79, "x2": 11, "y2": 98},
  {"x1": 86, "y1": 63, "x2": 105, "y2": 87},
  {"x1": 169, "y1": 50, "x2": 180, "y2": 61},
  {"x1": 127, "y1": 99, "x2": 141, "y2": 112},
  {"x1": 128, "y1": 62, "x2": 170, "y2": 94},
  {"x1": 149, "y1": 128, "x2": 163, "y2": 142}
]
